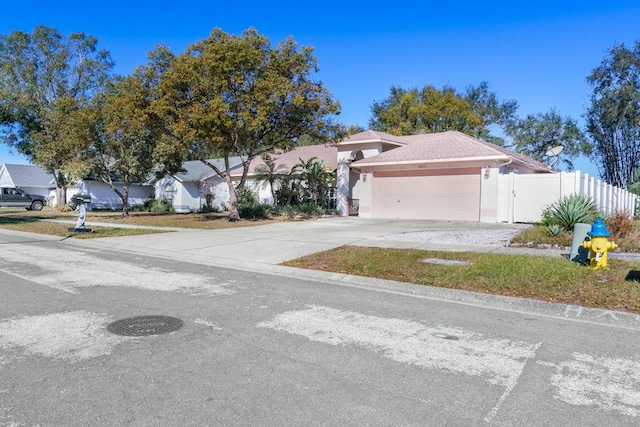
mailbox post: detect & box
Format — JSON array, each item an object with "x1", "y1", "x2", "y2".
[{"x1": 68, "y1": 194, "x2": 93, "y2": 232}]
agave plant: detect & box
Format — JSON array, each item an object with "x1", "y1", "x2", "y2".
[
  {"x1": 548, "y1": 194, "x2": 598, "y2": 231},
  {"x1": 546, "y1": 224, "x2": 563, "y2": 236}
]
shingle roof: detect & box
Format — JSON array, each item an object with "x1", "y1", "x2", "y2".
[
  {"x1": 340, "y1": 130, "x2": 407, "y2": 145},
  {"x1": 1, "y1": 164, "x2": 55, "y2": 187},
  {"x1": 351, "y1": 131, "x2": 552, "y2": 171},
  {"x1": 174, "y1": 157, "x2": 243, "y2": 182},
  {"x1": 232, "y1": 144, "x2": 338, "y2": 177}
]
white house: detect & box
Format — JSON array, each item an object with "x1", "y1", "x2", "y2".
[
  {"x1": 153, "y1": 158, "x2": 242, "y2": 213},
  {"x1": 0, "y1": 164, "x2": 55, "y2": 200}
]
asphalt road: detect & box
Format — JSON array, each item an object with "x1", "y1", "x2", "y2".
[{"x1": 1, "y1": 224, "x2": 639, "y2": 426}]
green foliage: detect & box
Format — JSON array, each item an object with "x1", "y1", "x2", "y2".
[
  {"x1": 548, "y1": 194, "x2": 598, "y2": 231},
  {"x1": 157, "y1": 27, "x2": 345, "y2": 221},
  {"x1": 586, "y1": 40, "x2": 640, "y2": 187},
  {"x1": 505, "y1": 110, "x2": 590, "y2": 171},
  {"x1": 297, "y1": 202, "x2": 325, "y2": 217},
  {"x1": 236, "y1": 187, "x2": 270, "y2": 219},
  {"x1": 0, "y1": 26, "x2": 114, "y2": 203},
  {"x1": 238, "y1": 187, "x2": 259, "y2": 206},
  {"x1": 369, "y1": 82, "x2": 517, "y2": 142},
  {"x1": 292, "y1": 156, "x2": 335, "y2": 208},
  {"x1": 254, "y1": 155, "x2": 287, "y2": 202},
  {"x1": 546, "y1": 224, "x2": 563, "y2": 236},
  {"x1": 238, "y1": 203, "x2": 271, "y2": 220},
  {"x1": 149, "y1": 200, "x2": 174, "y2": 213},
  {"x1": 536, "y1": 206, "x2": 554, "y2": 226}
]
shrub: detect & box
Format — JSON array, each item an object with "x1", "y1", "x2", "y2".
[
  {"x1": 199, "y1": 204, "x2": 221, "y2": 213},
  {"x1": 548, "y1": 194, "x2": 598, "y2": 231},
  {"x1": 149, "y1": 200, "x2": 174, "y2": 213},
  {"x1": 237, "y1": 187, "x2": 259, "y2": 206},
  {"x1": 238, "y1": 203, "x2": 271, "y2": 219},
  {"x1": 237, "y1": 187, "x2": 270, "y2": 219},
  {"x1": 297, "y1": 202, "x2": 324, "y2": 218},
  {"x1": 546, "y1": 224, "x2": 563, "y2": 236},
  {"x1": 607, "y1": 210, "x2": 633, "y2": 239}
]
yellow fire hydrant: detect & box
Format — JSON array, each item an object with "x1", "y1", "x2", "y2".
[{"x1": 581, "y1": 218, "x2": 617, "y2": 269}]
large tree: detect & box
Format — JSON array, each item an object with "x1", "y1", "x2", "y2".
[
  {"x1": 505, "y1": 110, "x2": 591, "y2": 171},
  {"x1": 86, "y1": 46, "x2": 180, "y2": 216},
  {"x1": 157, "y1": 28, "x2": 344, "y2": 221},
  {"x1": 463, "y1": 81, "x2": 518, "y2": 144},
  {"x1": 369, "y1": 82, "x2": 517, "y2": 141},
  {"x1": 586, "y1": 40, "x2": 640, "y2": 188},
  {"x1": 0, "y1": 26, "x2": 113, "y2": 205}
]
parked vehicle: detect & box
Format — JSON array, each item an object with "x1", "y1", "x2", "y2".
[{"x1": 0, "y1": 187, "x2": 46, "y2": 211}]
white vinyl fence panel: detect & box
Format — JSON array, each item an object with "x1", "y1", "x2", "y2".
[{"x1": 498, "y1": 171, "x2": 638, "y2": 223}]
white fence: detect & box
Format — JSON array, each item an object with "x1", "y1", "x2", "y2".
[{"x1": 498, "y1": 171, "x2": 638, "y2": 223}]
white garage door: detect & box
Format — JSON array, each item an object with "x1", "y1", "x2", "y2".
[{"x1": 372, "y1": 168, "x2": 481, "y2": 221}]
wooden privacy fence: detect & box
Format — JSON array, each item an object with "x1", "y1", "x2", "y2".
[{"x1": 498, "y1": 171, "x2": 638, "y2": 223}]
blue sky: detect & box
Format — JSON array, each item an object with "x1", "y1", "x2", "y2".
[{"x1": 2, "y1": 0, "x2": 640, "y2": 178}]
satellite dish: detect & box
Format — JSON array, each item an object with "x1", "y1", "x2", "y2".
[{"x1": 545, "y1": 145, "x2": 564, "y2": 157}]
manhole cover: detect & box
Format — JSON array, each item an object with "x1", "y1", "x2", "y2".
[{"x1": 107, "y1": 315, "x2": 184, "y2": 336}]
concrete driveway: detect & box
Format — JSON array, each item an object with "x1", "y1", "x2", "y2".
[{"x1": 76, "y1": 217, "x2": 540, "y2": 268}]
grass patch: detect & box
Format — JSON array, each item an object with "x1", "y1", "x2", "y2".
[
  {"x1": 283, "y1": 246, "x2": 640, "y2": 314},
  {"x1": 0, "y1": 216, "x2": 165, "y2": 238},
  {"x1": 0, "y1": 208, "x2": 279, "y2": 231}
]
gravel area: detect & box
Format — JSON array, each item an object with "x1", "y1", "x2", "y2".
[{"x1": 376, "y1": 228, "x2": 529, "y2": 247}]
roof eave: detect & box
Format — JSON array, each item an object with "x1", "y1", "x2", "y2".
[
  {"x1": 338, "y1": 138, "x2": 407, "y2": 147},
  {"x1": 353, "y1": 155, "x2": 509, "y2": 168}
]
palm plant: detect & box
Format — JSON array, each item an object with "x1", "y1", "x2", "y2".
[
  {"x1": 254, "y1": 155, "x2": 287, "y2": 203},
  {"x1": 292, "y1": 156, "x2": 336, "y2": 208}
]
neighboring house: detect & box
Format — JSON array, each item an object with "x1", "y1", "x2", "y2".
[
  {"x1": 153, "y1": 158, "x2": 242, "y2": 213},
  {"x1": 156, "y1": 146, "x2": 338, "y2": 213},
  {"x1": 0, "y1": 163, "x2": 155, "y2": 210},
  {"x1": 67, "y1": 179, "x2": 154, "y2": 211},
  {"x1": 335, "y1": 130, "x2": 637, "y2": 223},
  {"x1": 0, "y1": 164, "x2": 55, "y2": 200}
]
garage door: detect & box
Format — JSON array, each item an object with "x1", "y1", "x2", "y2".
[{"x1": 372, "y1": 168, "x2": 481, "y2": 221}]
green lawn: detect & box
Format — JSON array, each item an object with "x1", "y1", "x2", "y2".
[
  {"x1": 283, "y1": 246, "x2": 640, "y2": 315},
  {"x1": 0, "y1": 207, "x2": 278, "y2": 237}
]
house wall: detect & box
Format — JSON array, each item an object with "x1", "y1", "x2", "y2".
[
  {"x1": 498, "y1": 171, "x2": 638, "y2": 223},
  {"x1": 159, "y1": 176, "x2": 230, "y2": 213},
  {"x1": 337, "y1": 142, "x2": 387, "y2": 216},
  {"x1": 68, "y1": 181, "x2": 153, "y2": 210},
  {"x1": 0, "y1": 167, "x2": 14, "y2": 187},
  {"x1": 480, "y1": 165, "x2": 499, "y2": 223}
]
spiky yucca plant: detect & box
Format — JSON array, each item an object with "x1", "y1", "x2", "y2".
[
  {"x1": 546, "y1": 224, "x2": 563, "y2": 236},
  {"x1": 548, "y1": 194, "x2": 598, "y2": 231}
]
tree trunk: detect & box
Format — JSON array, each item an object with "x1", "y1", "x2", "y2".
[
  {"x1": 54, "y1": 171, "x2": 67, "y2": 207},
  {"x1": 228, "y1": 188, "x2": 240, "y2": 222},
  {"x1": 225, "y1": 174, "x2": 240, "y2": 221},
  {"x1": 121, "y1": 184, "x2": 130, "y2": 217},
  {"x1": 55, "y1": 186, "x2": 67, "y2": 208}
]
